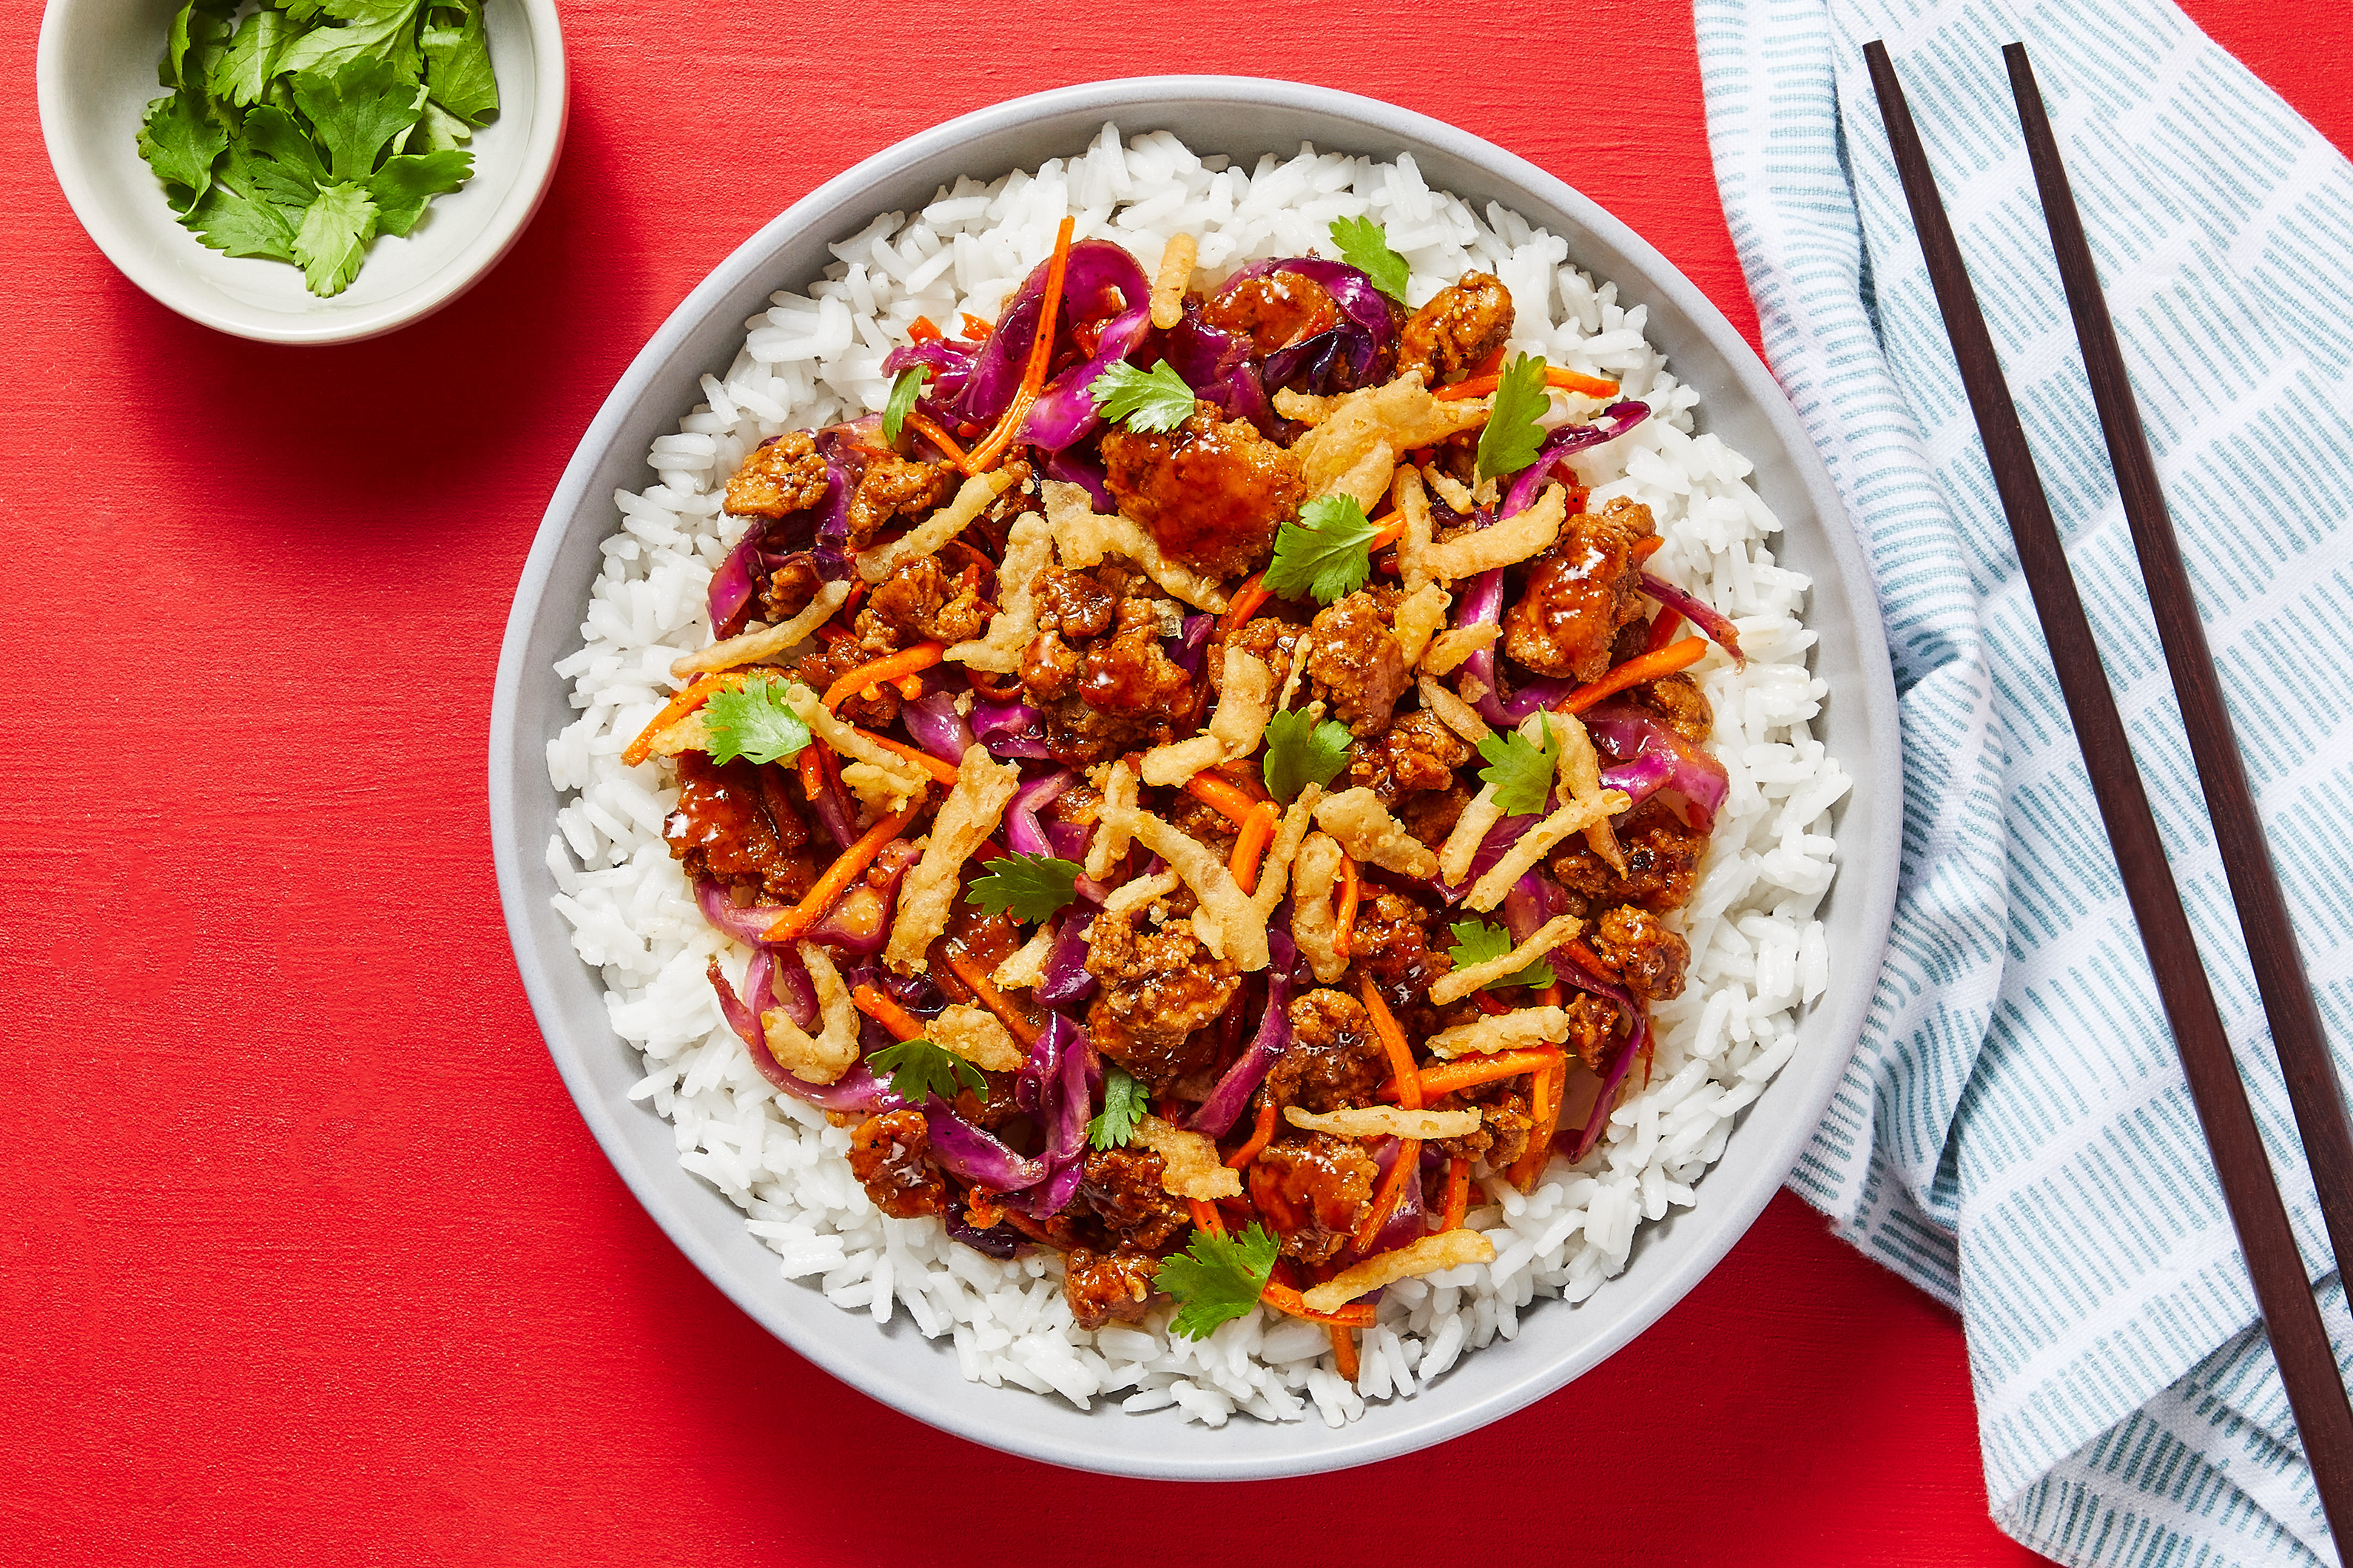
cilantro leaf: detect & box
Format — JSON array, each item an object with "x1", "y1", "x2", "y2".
[
  {"x1": 965, "y1": 853, "x2": 1083, "y2": 923},
  {"x1": 290, "y1": 181, "x2": 379, "y2": 297},
  {"x1": 1475, "y1": 721, "x2": 1559, "y2": 816},
  {"x1": 868, "y1": 1038, "x2": 986, "y2": 1106},
  {"x1": 1261, "y1": 707, "x2": 1353, "y2": 804},
  {"x1": 412, "y1": 99, "x2": 474, "y2": 152},
  {"x1": 420, "y1": 0, "x2": 499, "y2": 124},
  {"x1": 278, "y1": 0, "x2": 425, "y2": 83},
  {"x1": 701, "y1": 676, "x2": 813, "y2": 767},
  {"x1": 138, "y1": 90, "x2": 229, "y2": 209},
  {"x1": 1445, "y1": 919, "x2": 1555, "y2": 991},
  {"x1": 882, "y1": 365, "x2": 930, "y2": 445},
  {"x1": 1087, "y1": 1065, "x2": 1148, "y2": 1151},
  {"x1": 1263, "y1": 494, "x2": 1378, "y2": 605},
  {"x1": 207, "y1": 8, "x2": 289, "y2": 107},
  {"x1": 294, "y1": 56, "x2": 423, "y2": 179},
  {"x1": 163, "y1": 0, "x2": 237, "y2": 90},
  {"x1": 1327, "y1": 215, "x2": 1410, "y2": 304},
  {"x1": 1476, "y1": 352, "x2": 1550, "y2": 482},
  {"x1": 367, "y1": 148, "x2": 471, "y2": 236},
  {"x1": 1087, "y1": 360, "x2": 1198, "y2": 434},
  {"x1": 230, "y1": 104, "x2": 330, "y2": 207},
  {"x1": 1158, "y1": 1223, "x2": 1279, "y2": 1340},
  {"x1": 181, "y1": 179, "x2": 303, "y2": 263}
]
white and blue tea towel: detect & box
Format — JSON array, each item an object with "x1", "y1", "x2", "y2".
[{"x1": 1696, "y1": 0, "x2": 2353, "y2": 1561}]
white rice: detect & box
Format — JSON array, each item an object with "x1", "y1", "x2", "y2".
[{"x1": 545, "y1": 126, "x2": 1847, "y2": 1427}]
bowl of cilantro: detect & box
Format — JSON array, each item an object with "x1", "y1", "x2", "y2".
[{"x1": 36, "y1": 0, "x2": 566, "y2": 345}]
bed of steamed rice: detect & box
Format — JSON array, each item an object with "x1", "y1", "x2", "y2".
[{"x1": 542, "y1": 126, "x2": 1848, "y2": 1429}]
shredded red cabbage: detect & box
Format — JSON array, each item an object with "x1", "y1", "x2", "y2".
[
  {"x1": 1598, "y1": 750, "x2": 1677, "y2": 805},
  {"x1": 1043, "y1": 448, "x2": 1114, "y2": 511},
  {"x1": 1186, "y1": 969, "x2": 1293, "y2": 1137},
  {"x1": 1006, "y1": 768, "x2": 1075, "y2": 859},
  {"x1": 1366, "y1": 1136, "x2": 1430, "y2": 1254},
  {"x1": 1035, "y1": 915, "x2": 1097, "y2": 1009},
  {"x1": 1498, "y1": 400, "x2": 1652, "y2": 519},
  {"x1": 1501, "y1": 868, "x2": 1573, "y2": 946},
  {"x1": 1638, "y1": 571, "x2": 1746, "y2": 666},
  {"x1": 804, "y1": 838, "x2": 921, "y2": 957},
  {"x1": 696, "y1": 879, "x2": 787, "y2": 949},
  {"x1": 1006, "y1": 1012, "x2": 1096, "y2": 1214},
  {"x1": 971, "y1": 699, "x2": 1056, "y2": 761},
  {"x1": 1023, "y1": 303, "x2": 1151, "y2": 451},
  {"x1": 1569, "y1": 1009, "x2": 1650, "y2": 1162},
  {"x1": 1580, "y1": 699, "x2": 1729, "y2": 830},
  {"x1": 901, "y1": 690, "x2": 974, "y2": 763},
  {"x1": 707, "y1": 955, "x2": 895, "y2": 1113},
  {"x1": 953, "y1": 240, "x2": 1147, "y2": 428},
  {"x1": 944, "y1": 1202, "x2": 1024, "y2": 1259},
  {"x1": 924, "y1": 1103, "x2": 1048, "y2": 1191},
  {"x1": 1217, "y1": 257, "x2": 1398, "y2": 391},
  {"x1": 1159, "y1": 303, "x2": 1276, "y2": 435}
]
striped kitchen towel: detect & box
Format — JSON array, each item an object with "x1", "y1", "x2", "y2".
[{"x1": 1694, "y1": 0, "x2": 2353, "y2": 1562}]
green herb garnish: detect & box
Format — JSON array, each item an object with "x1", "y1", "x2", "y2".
[
  {"x1": 1475, "y1": 720, "x2": 1560, "y2": 816},
  {"x1": 1445, "y1": 919, "x2": 1556, "y2": 991},
  {"x1": 1260, "y1": 708, "x2": 1353, "y2": 803},
  {"x1": 701, "y1": 676, "x2": 813, "y2": 767},
  {"x1": 965, "y1": 853, "x2": 1083, "y2": 923},
  {"x1": 1087, "y1": 1065, "x2": 1148, "y2": 1151},
  {"x1": 1476, "y1": 352, "x2": 1551, "y2": 481},
  {"x1": 1263, "y1": 494, "x2": 1379, "y2": 606},
  {"x1": 138, "y1": 0, "x2": 499, "y2": 299},
  {"x1": 867, "y1": 1038, "x2": 986, "y2": 1105},
  {"x1": 883, "y1": 365, "x2": 932, "y2": 444},
  {"x1": 1327, "y1": 215, "x2": 1410, "y2": 304},
  {"x1": 1087, "y1": 360, "x2": 1199, "y2": 434},
  {"x1": 1158, "y1": 1222, "x2": 1279, "y2": 1340}
]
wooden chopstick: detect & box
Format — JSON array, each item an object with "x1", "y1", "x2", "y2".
[
  {"x1": 2005, "y1": 38, "x2": 2353, "y2": 1333},
  {"x1": 1862, "y1": 40, "x2": 2353, "y2": 1544}
]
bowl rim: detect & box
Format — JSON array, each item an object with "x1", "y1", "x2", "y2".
[
  {"x1": 488, "y1": 73, "x2": 1901, "y2": 1478},
  {"x1": 33, "y1": 0, "x2": 570, "y2": 346}
]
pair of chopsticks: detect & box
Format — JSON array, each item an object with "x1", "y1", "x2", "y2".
[{"x1": 1864, "y1": 40, "x2": 2353, "y2": 1544}]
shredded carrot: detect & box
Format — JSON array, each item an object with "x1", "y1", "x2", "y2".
[
  {"x1": 1508, "y1": 1057, "x2": 1566, "y2": 1191},
  {"x1": 1219, "y1": 572, "x2": 1272, "y2": 634},
  {"x1": 848, "y1": 728, "x2": 962, "y2": 786},
  {"x1": 1259, "y1": 1280, "x2": 1376, "y2": 1328},
  {"x1": 797, "y1": 745, "x2": 827, "y2": 803},
  {"x1": 1333, "y1": 852, "x2": 1360, "y2": 960},
  {"x1": 843, "y1": 579, "x2": 869, "y2": 616},
  {"x1": 1189, "y1": 1198, "x2": 1226, "y2": 1237},
  {"x1": 822, "y1": 642, "x2": 945, "y2": 711},
  {"x1": 1561, "y1": 635, "x2": 1707, "y2": 714},
  {"x1": 902, "y1": 409, "x2": 970, "y2": 470},
  {"x1": 940, "y1": 947, "x2": 1040, "y2": 1046},
  {"x1": 1472, "y1": 991, "x2": 1510, "y2": 1017},
  {"x1": 1537, "y1": 981, "x2": 1563, "y2": 1009},
  {"x1": 1225, "y1": 1098, "x2": 1279, "y2": 1168},
  {"x1": 1330, "y1": 1325, "x2": 1360, "y2": 1379},
  {"x1": 997, "y1": 1208, "x2": 1060, "y2": 1248},
  {"x1": 1632, "y1": 534, "x2": 1665, "y2": 563},
  {"x1": 1433, "y1": 366, "x2": 1622, "y2": 403},
  {"x1": 1359, "y1": 975, "x2": 1421, "y2": 1111},
  {"x1": 851, "y1": 983, "x2": 926, "y2": 1043},
  {"x1": 1438, "y1": 1157, "x2": 1472, "y2": 1232},
  {"x1": 1367, "y1": 518, "x2": 1407, "y2": 555},
  {"x1": 1351, "y1": 1137, "x2": 1421, "y2": 1252},
  {"x1": 1229, "y1": 803, "x2": 1278, "y2": 895},
  {"x1": 1388, "y1": 1047, "x2": 1563, "y2": 1102},
  {"x1": 966, "y1": 217, "x2": 1075, "y2": 472},
  {"x1": 1183, "y1": 770, "x2": 1263, "y2": 830},
  {"x1": 621, "y1": 675, "x2": 724, "y2": 767},
  {"x1": 909, "y1": 316, "x2": 942, "y2": 342},
  {"x1": 1467, "y1": 343, "x2": 1509, "y2": 381},
  {"x1": 959, "y1": 313, "x2": 992, "y2": 341},
  {"x1": 764, "y1": 798, "x2": 924, "y2": 943},
  {"x1": 1643, "y1": 605, "x2": 1686, "y2": 655}
]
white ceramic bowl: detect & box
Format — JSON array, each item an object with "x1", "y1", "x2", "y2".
[
  {"x1": 36, "y1": 0, "x2": 565, "y2": 345},
  {"x1": 489, "y1": 78, "x2": 1902, "y2": 1479}
]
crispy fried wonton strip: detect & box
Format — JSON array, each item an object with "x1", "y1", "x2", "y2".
[
  {"x1": 1462, "y1": 788, "x2": 1628, "y2": 912},
  {"x1": 673, "y1": 582, "x2": 851, "y2": 678},
  {"x1": 1393, "y1": 465, "x2": 1436, "y2": 593},
  {"x1": 1285, "y1": 1105, "x2": 1482, "y2": 1140},
  {"x1": 1420, "y1": 624, "x2": 1498, "y2": 676},
  {"x1": 1149, "y1": 235, "x2": 1197, "y2": 330},
  {"x1": 1116, "y1": 808, "x2": 1270, "y2": 972},
  {"x1": 945, "y1": 508, "x2": 1051, "y2": 673},
  {"x1": 881, "y1": 744, "x2": 1021, "y2": 974},
  {"x1": 1041, "y1": 480, "x2": 1228, "y2": 613},
  {"x1": 1426, "y1": 1005, "x2": 1572, "y2": 1060},
  {"x1": 858, "y1": 467, "x2": 1020, "y2": 582},
  {"x1": 1314, "y1": 787, "x2": 1441, "y2": 881},
  {"x1": 929, "y1": 1001, "x2": 1026, "y2": 1073},
  {"x1": 1290, "y1": 831, "x2": 1347, "y2": 984},
  {"x1": 1418, "y1": 484, "x2": 1568, "y2": 582},
  {"x1": 784, "y1": 684, "x2": 929, "y2": 797},
  {"x1": 762, "y1": 941, "x2": 861, "y2": 1083},
  {"x1": 841, "y1": 758, "x2": 925, "y2": 816},
  {"x1": 1418, "y1": 675, "x2": 1491, "y2": 746},
  {"x1": 1085, "y1": 759, "x2": 1138, "y2": 880},
  {"x1": 1302, "y1": 1229, "x2": 1497, "y2": 1313},
  {"x1": 1100, "y1": 867, "x2": 1179, "y2": 919},
  {"x1": 1421, "y1": 460, "x2": 1476, "y2": 516},
  {"x1": 1294, "y1": 374, "x2": 1490, "y2": 508},
  {"x1": 1390, "y1": 583, "x2": 1450, "y2": 668},
  {"x1": 1134, "y1": 1114, "x2": 1243, "y2": 1199},
  {"x1": 1140, "y1": 647, "x2": 1276, "y2": 787},
  {"x1": 1437, "y1": 784, "x2": 1505, "y2": 888},
  {"x1": 1429, "y1": 914, "x2": 1583, "y2": 1006},
  {"x1": 1250, "y1": 784, "x2": 1322, "y2": 919},
  {"x1": 992, "y1": 921, "x2": 1057, "y2": 990},
  {"x1": 1553, "y1": 707, "x2": 1626, "y2": 875}
]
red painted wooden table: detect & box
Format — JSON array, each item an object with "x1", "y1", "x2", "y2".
[{"x1": 4, "y1": 2, "x2": 2345, "y2": 1562}]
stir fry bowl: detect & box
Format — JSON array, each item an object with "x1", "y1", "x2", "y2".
[{"x1": 489, "y1": 76, "x2": 1899, "y2": 1480}]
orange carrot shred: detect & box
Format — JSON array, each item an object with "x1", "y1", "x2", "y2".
[
  {"x1": 909, "y1": 316, "x2": 942, "y2": 342},
  {"x1": 1182, "y1": 770, "x2": 1262, "y2": 830},
  {"x1": 1432, "y1": 366, "x2": 1622, "y2": 403},
  {"x1": 1632, "y1": 534, "x2": 1665, "y2": 563},
  {"x1": 1333, "y1": 852, "x2": 1361, "y2": 960},
  {"x1": 902, "y1": 409, "x2": 970, "y2": 470},
  {"x1": 1189, "y1": 1198, "x2": 1225, "y2": 1237},
  {"x1": 959, "y1": 313, "x2": 992, "y2": 341},
  {"x1": 1259, "y1": 1280, "x2": 1376, "y2": 1328},
  {"x1": 851, "y1": 983, "x2": 926, "y2": 1043},
  {"x1": 822, "y1": 642, "x2": 945, "y2": 712},
  {"x1": 764, "y1": 799, "x2": 924, "y2": 943},
  {"x1": 1229, "y1": 803, "x2": 1278, "y2": 895},
  {"x1": 1351, "y1": 1136, "x2": 1421, "y2": 1252},
  {"x1": 1219, "y1": 573, "x2": 1272, "y2": 635},
  {"x1": 848, "y1": 728, "x2": 961, "y2": 785},
  {"x1": 1508, "y1": 1057, "x2": 1566, "y2": 1191},
  {"x1": 1643, "y1": 605, "x2": 1686, "y2": 655},
  {"x1": 1561, "y1": 635, "x2": 1707, "y2": 714},
  {"x1": 1225, "y1": 1097, "x2": 1279, "y2": 1168},
  {"x1": 1387, "y1": 1047, "x2": 1562, "y2": 1102},
  {"x1": 621, "y1": 675, "x2": 724, "y2": 767},
  {"x1": 1330, "y1": 1325, "x2": 1360, "y2": 1379},
  {"x1": 1438, "y1": 1157, "x2": 1472, "y2": 1232},
  {"x1": 940, "y1": 946, "x2": 1040, "y2": 1046},
  {"x1": 1359, "y1": 975, "x2": 1421, "y2": 1111},
  {"x1": 966, "y1": 217, "x2": 1074, "y2": 473}
]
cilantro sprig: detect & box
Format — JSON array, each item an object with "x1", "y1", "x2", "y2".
[
  {"x1": 965, "y1": 853, "x2": 1083, "y2": 923},
  {"x1": 1088, "y1": 360, "x2": 1198, "y2": 434},
  {"x1": 1445, "y1": 919, "x2": 1556, "y2": 992},
  {"x1": 701, "y1": 676, "x2": 813, "y2": 767},
  {"x1": 1087, "y1": 1065, "x2": 1148, "y2": 1151},
  {"x1": 1476, "y1": 721, "x2": 1560, "y2": 816},
  {"x1": 1327, "y1": 215, "x2": 1410, "y2": 304},
  {"x1": 1476, "y1": 352, "x2": 1551, "y2": 481},
  {"x1": 883, "y1": 365, "x2": 931, "y2": 444},
  {"x1": 1260, "y1": 708, "x2": 1353, "y2": 803},
  {"x1": 1263, "y1": 494, "x2": 1379, "y2": 606},
  {"x1": 1158, "y1": 1222, "x2": 1279, "y2": 1340},
  {"x1": 868, "y1": 1038, "x2": 986, "y2": 1106},
  {"x1": 138, "y1": 0, "x2": 497, "y2": 298}
]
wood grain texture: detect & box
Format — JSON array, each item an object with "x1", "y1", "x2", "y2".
[{"x1": 0, "y1": 0, "x2": 2335, "y2": 1561}]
